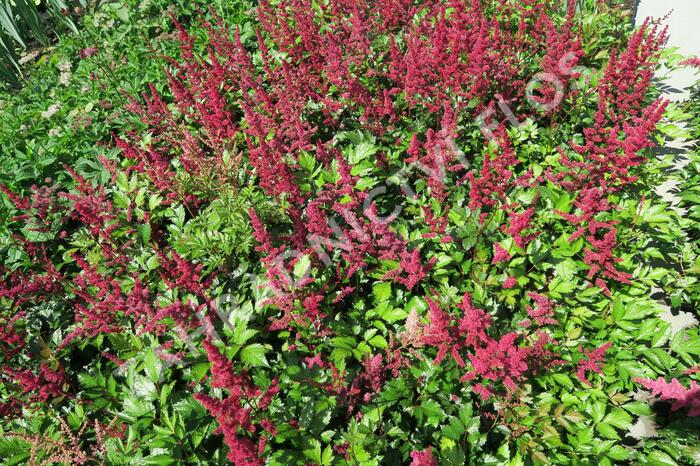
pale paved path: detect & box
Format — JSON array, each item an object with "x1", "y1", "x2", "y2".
[
  {"x1": 635, "y1": 1, "x2": 700, "y2": 344},
  {"x1": 636, "y1": 0, "x2": 700, "y2": 209},
  {"x1": 636, "y1": 0, "x2": 700, "y2": 102}
]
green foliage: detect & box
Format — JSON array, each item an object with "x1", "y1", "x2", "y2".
[
  {"x1": 0, "y1": 0, "x2": 84, "y2": 86},
  {"x1": 0, "y1": 0, "x2": 249, "y2": 222}
]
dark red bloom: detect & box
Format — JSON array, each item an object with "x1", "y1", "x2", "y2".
[{"x1": 576, "y1": 342, "x2": 612, "y2": 385}]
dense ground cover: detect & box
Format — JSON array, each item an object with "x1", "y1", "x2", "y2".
[{"x1": 0, "y1": 0, "x2": 699, "y2": 464}]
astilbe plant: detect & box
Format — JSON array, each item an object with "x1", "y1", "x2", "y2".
[
  {"x1": 4, "y1": 416, "x2": 122, "y2": 465},
  {"x1": 409, "y1": 447, "x2": 438, "y2": 466},
  {"x1": 635, "y1": 377, "x2": 700, "y2": 417},
  {"x1": 193, "y1": 339, "x2": 279, "y2": 466},
  {"x1": 116, "y1": 1, "x2": 665, "y2": 458},
  {"x1": 0, "y1": 162, "x2": 220, "y2": 413},
  {"x1": 0, "y1": 0, "x2": 686, "y2": 463},
  {"x1": 551, "y1": 20, "x2": 668, "y2": 295}
]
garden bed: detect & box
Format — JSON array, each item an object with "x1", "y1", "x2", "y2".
[{"x1": 0, "y1": 1, "x2": 698, "y2": 464}]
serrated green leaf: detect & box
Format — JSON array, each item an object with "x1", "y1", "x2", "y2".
[{"x1": 240, "y1": 343, "x2": 269, "y2": 367}]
